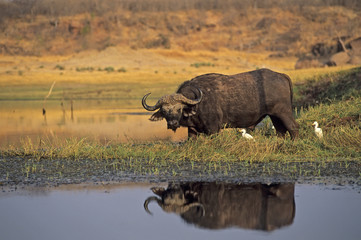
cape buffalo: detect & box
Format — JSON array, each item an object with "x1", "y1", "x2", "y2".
[{"x1": 142, "y1": 68, "x2": 299, "y2": 139}]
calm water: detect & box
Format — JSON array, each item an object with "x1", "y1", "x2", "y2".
[
  {"x1": 0, "y1": 100, "x2": 187, "y2": 146},
  {"x1": 0, "y1": 182, "x2": 360, "y2": 240}
]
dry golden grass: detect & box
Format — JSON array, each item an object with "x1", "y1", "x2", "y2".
[{"x1": 0, "y1": 47, "x2": 356, "y2": 89}]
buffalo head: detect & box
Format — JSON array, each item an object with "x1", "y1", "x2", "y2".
[
  {"x1": 144, "y1": 186, "x2": 205, "y2": 216},
  {"x1": 142, "y1": 88, "x2": 203, "y2": 131}
]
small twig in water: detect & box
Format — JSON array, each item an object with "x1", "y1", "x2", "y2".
[{"x1": 43, "y1": 81, "x2": 56, "y2": 116}]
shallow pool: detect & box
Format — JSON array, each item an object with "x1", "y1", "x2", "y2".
[{"x1": 0, "y1": 182, "x2": 360, "y2": 240}]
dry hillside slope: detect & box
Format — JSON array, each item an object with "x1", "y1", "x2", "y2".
[{"x1": 0, "y1": 1, "x2": 361, "y2": 59}]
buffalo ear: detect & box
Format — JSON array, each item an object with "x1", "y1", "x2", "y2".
[
  {"x1": 151, "y1": 187, "x2": 166, "y2": 197},
  {"x1": 149, "y1": 111, "x2": 163, "y2": 121},
  {"x1": 183, "y1": 107, "x2": 197, "y2": 118}
]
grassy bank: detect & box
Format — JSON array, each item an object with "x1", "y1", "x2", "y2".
[{"x1": 3, "y1": 96, "x2": 360, "y2": 163}]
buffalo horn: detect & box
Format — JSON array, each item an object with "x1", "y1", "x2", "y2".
[
  {"x1": 143, "y1": 196, "x2": 161, "y2": 215},
  {"x1": 142, "y1": 93, "x2": 161, "y2": 111},
  {"x1": 179, "y1": 88, "x2": 203, "y2": 105}
]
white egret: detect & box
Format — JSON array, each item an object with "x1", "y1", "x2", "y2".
[
  {"x1": 239, "y1": 129, "x2": 254, "y2": 140},
  {"x1": 312, "y1": 121, "x2": 323, "y2": 139}
]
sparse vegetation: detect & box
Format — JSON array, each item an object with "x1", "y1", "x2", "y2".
[
  {"x1": 55, "y1": 64, "x2": 65, "y2": 70},
  {"x1": 190, "y1": 62, "x2": 215, "y2": 68},
  {"x1": 75, "y1": 66, "x2": 126, "y2": 73},
  {"x1": 293, "y1": 67, "x2": 361, "y2": 107},
  {"x1": 76, "y1": 67, "x2": 95, "y2": 72},
  {"x1": 117, "y1": 67, "x2": 126, "y2": 72},
  {"x1": 103, "y1": 66, "x2": 114, "y2": 72}
]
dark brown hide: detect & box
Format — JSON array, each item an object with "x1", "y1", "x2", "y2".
[{"x1": 143, "y1": 68, "x2": 299, "y2": 139}]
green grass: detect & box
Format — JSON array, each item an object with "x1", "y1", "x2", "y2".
[
  {"x1": 293, "y1": 66, "x2": 361, "y2": 107},
  {"x1": 3, "y1": 100, "x2": 359, "y2": 163},
  {"x1": 1, "y1": 123, "x2": 360, "y2": 184}
]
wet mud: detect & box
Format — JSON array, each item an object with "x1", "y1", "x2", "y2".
[{"x1": 1, "y1": 157, "x2": 360, "y2": 189}]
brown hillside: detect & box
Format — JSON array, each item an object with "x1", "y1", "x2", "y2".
[{"x1": 0, "y1": 1, "x2": 361, "y2": 57}]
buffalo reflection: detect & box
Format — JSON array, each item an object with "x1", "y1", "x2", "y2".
[{"x1": 144, "y1": 182, "x2": 295, "y2": 231}]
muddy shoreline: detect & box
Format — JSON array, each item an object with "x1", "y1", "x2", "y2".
[{"x1": 1, "y1": 157, "x2": 360, "y2": 190}]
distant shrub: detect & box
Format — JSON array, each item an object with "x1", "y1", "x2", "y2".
[
  {"x1": 103, "y1": 66, "x2": 114, "y2": 72},
  {"x1": 55, "y1": 64, "x2": 65, "y2": 70},
  {"x1": 80, "y1": 23, "x2": 91, "y2": 35},
  {"x1": 145, "y1": 34, "x2": 170, "y2": 49},
  {"x1": 117, "y1": 67, "x2": 126, "y2": 72},
  {"x1": 190, "y1": 62, "x2": 215, "y2": 68},
  {"x1": 76, "y1": 67, "x2": 94, "y2": 72}
]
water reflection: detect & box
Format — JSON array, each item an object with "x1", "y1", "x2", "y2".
[
  {"x1": 144, "y1": 182, "x2": 295, "y2": 231},
  {"x1": 1, "y1": 182, "x2": 361, "y2": 240}
]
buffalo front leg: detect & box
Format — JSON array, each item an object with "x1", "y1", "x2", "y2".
[
  {"x1": 285, "y1": 119, "x2": 299, "y2": 140},
  {"x1": 188, "y1": 127, "x2": 201, "y2": 139},
  {"x1": 270, "y1": 114, "x2": 299, "y2": 140},
  {"x1": 270, "y1": 116, "x2": 287, "y2": 138}
]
